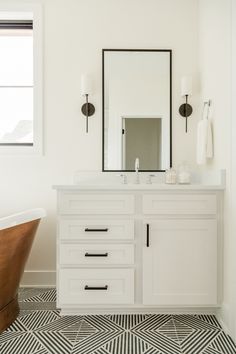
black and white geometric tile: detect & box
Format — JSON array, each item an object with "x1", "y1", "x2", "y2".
[{"x1": 0, "y1": 288, "x2": 235, "y2": 354}]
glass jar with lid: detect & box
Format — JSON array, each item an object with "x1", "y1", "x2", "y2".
[
  {"x1": 178, "y1": 162, "x2": 191, "y2": 184},
  {"x1": 165, "y1": 168, "x2": 177, "y2": 184}
]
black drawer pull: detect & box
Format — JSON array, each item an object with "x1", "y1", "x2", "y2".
[
  {"x1": 85, "y1": 252, "x2": 108, "y2": 257},
  {"x1": 146, "y1": 224, "x2": 150, "y2": 247},
  {"x1": 85, "y1": 228, "x2": 109, "y2": 232},
  {"x1": 84, "y1": 285, "x2": 108, "y2": 290}
]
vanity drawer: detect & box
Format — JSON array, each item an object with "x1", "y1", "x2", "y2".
[
  {"x1": 60, "y1": 244, "x2": 134, "y2": 265},
  {"x1": 58, "y1": 268, "x2": 134, "y2": 305},
  {"x1": 142, "y1": 194, "x2": 217, "y2": 215},
  {"x1": 59, "y1": 219, "x2": 134, "y2": 240},
  {"x1": 59, "y1": 193, "x2": 135, "y2": 215}
]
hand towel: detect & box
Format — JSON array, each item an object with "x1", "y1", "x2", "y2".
[
  {"x1": 206, "y1": 119, "x2": 213, "y2": 158},
  {"x1": 197, "y1": 118, "x2": 213, "y2": 165}
]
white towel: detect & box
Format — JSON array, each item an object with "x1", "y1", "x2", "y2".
[
  {"x1": 206, "y1": 119, "x2": 213, "y2": 158},
  {"x1": 197, "y1": 118, "x2": 213, "y2": 165}
]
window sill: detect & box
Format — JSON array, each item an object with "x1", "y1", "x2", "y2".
[{"x1": 0, "y1": 144, "x2": 42, "y2": 155}]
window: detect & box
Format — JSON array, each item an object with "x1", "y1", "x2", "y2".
[{"x1": 0, "y1": 6, "x2": 42, "y2": 153}]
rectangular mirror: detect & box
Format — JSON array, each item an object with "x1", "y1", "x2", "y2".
[{"x1": 102, "y1": 49, "x2": 172, "y2": 172}]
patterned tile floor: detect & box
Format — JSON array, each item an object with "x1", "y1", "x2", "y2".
[{"x1": 0, "y1": 288, "x2": 236, "y2": 354}]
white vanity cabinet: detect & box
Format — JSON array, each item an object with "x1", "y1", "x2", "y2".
[{"x1": 54, "y1": 185, "x2": 223, "y2": 315}]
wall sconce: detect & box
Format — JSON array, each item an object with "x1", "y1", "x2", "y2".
[
  {"x1": 81, "y1": 74, "x2": 95, "y2": 133},
  {"x1": 179, "y1": 76, "x2": 193, "y2": 133}
]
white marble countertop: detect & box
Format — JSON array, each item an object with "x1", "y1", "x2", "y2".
[
  {"x1": 53, "y1": 169, "x2": 226, "y2": 191},
  {"x1": 53, "y1": 183, "x2": 225, "y2": 191}
]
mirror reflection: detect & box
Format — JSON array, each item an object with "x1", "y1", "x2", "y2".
[{"x1": 103, "y1": 49, "x2": 172, "y2": 171}]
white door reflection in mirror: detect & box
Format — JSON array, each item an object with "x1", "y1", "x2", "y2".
[{"x1": 122, "y1": 117, "x2": 162, "y2": 170}]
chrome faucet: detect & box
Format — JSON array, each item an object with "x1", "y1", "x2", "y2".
[{"x1": 135, "y1": 157, "x2": 140, "y2": 184}]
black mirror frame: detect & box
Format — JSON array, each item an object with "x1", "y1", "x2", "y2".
[{"x1": 102, "y1": 48, "x2": 172, "y2": 172}]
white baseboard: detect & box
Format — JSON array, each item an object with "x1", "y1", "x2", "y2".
[
  {"x1": 60, "y1": 308, "x2": 218, "y2": 316},
  {"x1": 21, "y1": 270, "x2": 56, "y2": 287}
]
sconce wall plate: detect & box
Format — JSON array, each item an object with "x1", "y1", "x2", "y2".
[
  {"x1": 179, "y1": 103, "x2": 193, "y2": 118},
  {"x1": 81, "y1": 102, "x2": 95, "y2": 116}
]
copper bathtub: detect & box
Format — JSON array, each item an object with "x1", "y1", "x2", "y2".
[{"x1": 0, "y1": 208, "x2": 46, "y2": 333}]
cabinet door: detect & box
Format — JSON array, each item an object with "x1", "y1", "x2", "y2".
[{"x1": 143, "y1": 219, "x2": 217, "y2": 306}]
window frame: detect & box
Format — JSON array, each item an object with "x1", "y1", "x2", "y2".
[{"x1": 0, "y1": 3, "x2": 43, "y2": 155}]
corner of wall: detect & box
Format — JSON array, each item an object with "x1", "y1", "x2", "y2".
[{"x1": 217, "y1": 303, "x2": 230, "y2": 334}]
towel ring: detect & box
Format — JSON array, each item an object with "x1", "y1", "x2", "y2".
[{"x1": 203, "y1": 100, "x2": 211, "y2": 120}]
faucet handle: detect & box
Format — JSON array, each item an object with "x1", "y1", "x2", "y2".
[
  {"x1": 116, "y1": 174, "x2": 127, "y2": 184},
  {"x1": 146, "y1": 174, "x2": 156, "y2": 184}
]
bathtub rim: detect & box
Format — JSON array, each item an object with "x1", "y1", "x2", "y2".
[{"x1": 0, "y1": 208, "x2": 46, "y2": 231}]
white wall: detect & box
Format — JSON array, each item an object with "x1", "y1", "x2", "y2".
[
  {"x1": 198, "y1": 0, "x2": 231, "y2": 170},
  {"x1": 198, "y1": 0, "x2": 236, "y2": 342},
  {"x1": 0, "y1": 0, "x2": 199, "y2": 283}
]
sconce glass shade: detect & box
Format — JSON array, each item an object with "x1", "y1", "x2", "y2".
[
  {"x1": 81, "y1": 74, "x2": 93, "y2": 95},
  {"x1": 181, "y1": 76, "x2": 192, "y2": 96}
]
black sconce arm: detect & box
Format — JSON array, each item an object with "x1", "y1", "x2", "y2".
[
  {"x1": 81, "y1": 94, "x2": 95, "y2": 133},
  {"x1": 179, "y1": 94, "x2": 193, "y2": 133}
]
